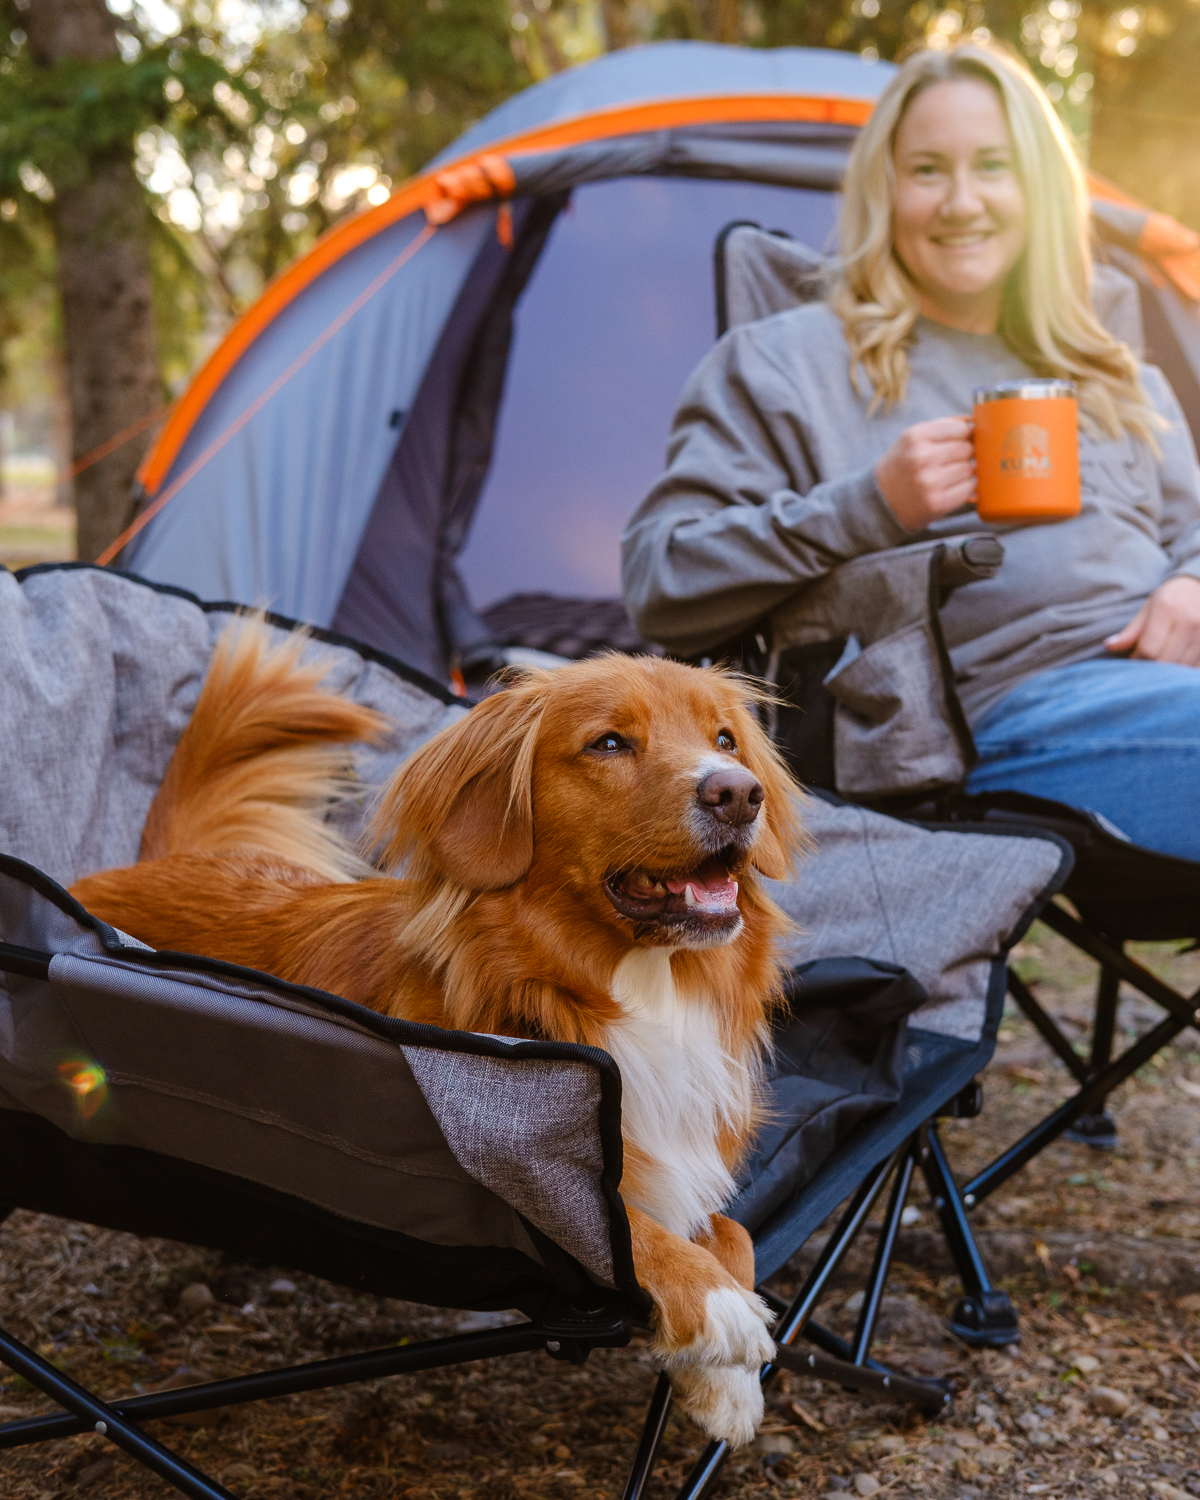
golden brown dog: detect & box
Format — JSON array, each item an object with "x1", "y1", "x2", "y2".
[{"x1": 73, "y1": 620, "x2": 806, "y2": 1444}]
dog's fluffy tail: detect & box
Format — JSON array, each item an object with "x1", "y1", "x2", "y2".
[{"x1": 140, "y1": 616, "x2": 391, "y2": 882}]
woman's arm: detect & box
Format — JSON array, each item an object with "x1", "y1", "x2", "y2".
[
  {"x1": 621, "y1": 329, "x2": 917, "y2": 656},
  {"x1": 1104, "y1": 367, "x2": 1200, "y2": 665}
]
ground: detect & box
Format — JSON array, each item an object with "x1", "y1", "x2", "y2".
[{"x1": 1, "y1": 926, "x2": 1198, "y2": 1500}]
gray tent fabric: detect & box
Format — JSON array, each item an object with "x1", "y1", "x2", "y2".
[
  {"x1": 122, "y1": 209, "x2": 496, "y2": 628},
  {"x1": 434, "y1": 44, "x2": 896, "y2": 167},
  {"x1": 120, "y1": 45, "x2": 897, "y2": 655},
  {"x1": 506, "y1": 128, "x2": 855, "y2": 202}
]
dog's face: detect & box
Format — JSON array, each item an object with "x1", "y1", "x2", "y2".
[
  {"x1": 527, "y1": 657, "x2": 795, "y2": 948},
  {"x1": 380, "y1": 655, "x2": 803, "y2": 951}
]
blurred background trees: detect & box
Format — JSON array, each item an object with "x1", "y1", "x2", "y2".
[{"x1": 1, "y1": 0, "x2": 1196, "y2": 557}]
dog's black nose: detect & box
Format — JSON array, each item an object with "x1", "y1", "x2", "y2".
[{"x1": 697, "y1": 767, "x2": 763, "y2": 826}]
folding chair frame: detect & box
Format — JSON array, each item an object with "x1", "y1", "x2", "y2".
[
  {"x1": 623, "y1": 1098, "x2": 1023, "y2": 1500},
  {"x1": 0, "y1": 945, "x2": 1013, "y2": 1500},
  {"x1": 968, "y1": 897, "x2": 1200, "y2": 1197},
  {"x1": 0, "y1": 1282, "x2": 630, "y2": 1500}
]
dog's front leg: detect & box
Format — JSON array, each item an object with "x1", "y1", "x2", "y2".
[
  {"x1": 695, "y1": 1213, "x2": 757, "y2": 1291},
  {"x1": 626, "y1": 1206, "x2": 774, "y2": 1447}
]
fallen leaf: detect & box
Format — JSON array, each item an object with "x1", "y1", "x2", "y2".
[
  {"x1": 1033, "y1": 1240, "x2": 1053, "y2": 1274},
  {"x1": 1069, "y1": 1353, "x2": 1101, "y2": 1374},
  {"x1": 1007, "y1": 1065, "x2": 1046, "y2": 1084},
  {"x1": 1151, "y1": 1482, "x2": 1192, "y2": 1500},
  {"x1": 1175, "y1": 1077, "x2": 1200, "y2": 1099}
]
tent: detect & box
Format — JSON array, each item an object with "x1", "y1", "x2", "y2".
[{"x1": 112, "y1": 42, "x2": 1200, "y2": 688}]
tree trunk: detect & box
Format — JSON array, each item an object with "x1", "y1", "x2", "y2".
[
  {"x1": 601, "y1": 0, "x2": 638, "y2": 50},
  {"x1": 26, "y1": 0, "x2": 162, "y2": 562}
]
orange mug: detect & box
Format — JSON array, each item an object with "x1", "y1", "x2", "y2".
[{"x1": 972, "y1": 379, "x2": 1080, "y2": 523}]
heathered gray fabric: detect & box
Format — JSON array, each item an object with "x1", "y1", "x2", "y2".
[
  {"x1": 402, "y1": 1047, "x2": 612, "y2": 1279},
  {"x1": 0, "y1": 869, "x2": 619, "y2": 1283},
  {"x1": 0, "y1": 561, "x2": 1065, "y2": 1269},
  {"x1": 770, "y1": 539, "x2": 980, "y2": 797},
  {"x1": 720, "y1": 225, "x2": 826, "y2": 331},
  {"x1": 0, "y1": 567, "x2": 463, "y2": 887},
  {"x1": 776, "y1": 794, "x2": 1064, "y2": 1040},
  {"x1": 621, "y1": 301, "x2": 1200, "y2": 723}
]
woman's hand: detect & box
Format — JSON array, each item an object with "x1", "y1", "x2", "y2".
[
  {"x1": 875, "y1": 417, "x2": 976, "y2": 530},
  {"x1": 1104, "y1": 575, "x2": 1200, "y2": 666}
]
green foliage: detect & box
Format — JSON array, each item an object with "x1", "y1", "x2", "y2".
[{"x1": 0, "y1": 46, "x2": 248, "y2": 192}]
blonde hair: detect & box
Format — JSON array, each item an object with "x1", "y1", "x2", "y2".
[{"x1": 831, "y1": 42, "x2": 1159, "y2": 444}]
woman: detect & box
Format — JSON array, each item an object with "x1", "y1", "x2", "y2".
[{"x1": 621, "y1": 40, "x2": 1200, "y2": 860}]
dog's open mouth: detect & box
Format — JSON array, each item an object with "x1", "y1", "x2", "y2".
[{"x1": 604, "y1": 851, "x2": 743, "y2": 939}]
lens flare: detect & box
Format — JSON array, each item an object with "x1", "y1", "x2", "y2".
[{"x1": 56, "y1": 1057, "x2": 109, "y2": 1120}]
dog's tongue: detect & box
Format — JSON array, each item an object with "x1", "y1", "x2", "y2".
[{"x1": 665, "y1": 861, "x2": 738, "y2": 911}]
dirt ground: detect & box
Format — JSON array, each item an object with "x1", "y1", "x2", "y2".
[{"x1": 1, "y1": 920, "x2": 1198, "y2": 1500}]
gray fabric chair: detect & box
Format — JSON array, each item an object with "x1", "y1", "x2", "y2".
[
  {"x1": 709, "y1": 221, "x2": 1200, "y2": 1172},
  {"x1": 0, "y1": 564, "x2": 1068, "y2": 1500}
]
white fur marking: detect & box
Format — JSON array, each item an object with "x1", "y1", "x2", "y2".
[
  {"x1": 606, "y1": 947, "x2": 755, "y2": 1240},
  {"x1": 660, "y1": 1289, "x2": 773, "y2": 1446}
]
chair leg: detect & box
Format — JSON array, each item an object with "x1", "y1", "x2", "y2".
[
  {"x1": 921, "y1": 1125, "x2": 1019, "y2": 1349},
  {"x1": 621, "y1": 1373, "x2": 673, "y2": 1500},
  {"x1": 670, "y1": 1151, "x2": 899, "y2": 1500},
  {"x1": 1064, "y1": 967, "x2": 1120, "y2": 1148},
  {"x1": 851, "y1": 1144, "x2": 916, "y2": 1364},
  {"x1": 671, "y1": 1144, "x2": 955, "y2": 1500},
  {"x1": 0, "y1": 1324, "x2": 236, "y2": 1500}
]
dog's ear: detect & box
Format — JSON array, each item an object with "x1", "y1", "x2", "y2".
[
  {"x1": 371, "y1": 681, "x2": 547, "y2": 889},
  {"x1": 730, "y1": 699, "x2": 809, "y2": 881}
]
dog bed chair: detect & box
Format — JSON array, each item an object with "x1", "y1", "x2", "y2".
[{"x1": 0, "y1": 564, "x2": 1069, "y2": 1499}]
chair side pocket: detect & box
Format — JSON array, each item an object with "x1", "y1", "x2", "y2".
[{"x1": 825, "y1": 618, "x2": 968, "y2": 797}]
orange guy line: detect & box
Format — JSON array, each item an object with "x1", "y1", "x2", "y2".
[{"x1": 96, "y1": 221, "x2": 438, "y2": 567}]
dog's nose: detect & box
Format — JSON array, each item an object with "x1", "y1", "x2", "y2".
[{"x1": 697, "y1": 767, "x2": 763, "y2": 826}]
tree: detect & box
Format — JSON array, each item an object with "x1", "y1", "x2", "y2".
[
  {"x1": 1, "y1": 0, "x2": 528, "y2": 560},
  {"x1": 19, "y1": 0, "x2": 162, "y2": 560}
]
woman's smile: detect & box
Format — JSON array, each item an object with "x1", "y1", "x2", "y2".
[{"x1": 891, "y1": 77, "x2": 1028, "y2": 334}]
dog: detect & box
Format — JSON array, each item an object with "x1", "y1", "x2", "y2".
[{"x1": 72, "y1": 619, "x2": 807, "y2": 1445}]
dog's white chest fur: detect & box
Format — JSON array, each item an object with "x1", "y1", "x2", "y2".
[{"x1": 604, "y1": 947, "x2": 751, "y2": 1241}]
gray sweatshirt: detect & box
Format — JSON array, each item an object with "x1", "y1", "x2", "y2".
[{"x1": 621, "y1": 303, "x2": 1200, "y2": 723}]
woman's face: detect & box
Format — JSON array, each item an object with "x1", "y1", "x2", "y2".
[{"x1": 891, "y1": 77, "x2": 1027, "y2": 333}]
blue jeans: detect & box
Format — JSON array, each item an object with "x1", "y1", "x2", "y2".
[{"x1": 967, "y1": 657, "x2": 1200, "y2": 862}]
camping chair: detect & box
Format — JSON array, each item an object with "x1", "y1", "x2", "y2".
[
  {"x1": 709, "y1": 223, "x2": 1200, "y2": 1171},
  {"x1": 0, "y1": 564, "x2": 1069, "y2": 1499}
]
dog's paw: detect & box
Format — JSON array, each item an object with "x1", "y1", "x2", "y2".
[
  {"x1": 678, "y1": 1285, "x2": 775, "y2": 1368},
  {"x1": 669, "y1": 1361, "x2": 765, "y2": 1448},
  {"x1": 654, "y1": 1287, "x2": 775, "y2": 1446}
]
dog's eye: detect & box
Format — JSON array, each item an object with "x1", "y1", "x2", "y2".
[
  {"x1": 588, "y1": 732, "x2": 630, "y2": 754},
  {"x1": 716, "y1": 730, "x2": 738, "y2": 753}
]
